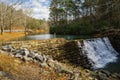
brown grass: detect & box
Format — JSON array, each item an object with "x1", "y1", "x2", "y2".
[
  {"x1": 0, "y1": 32, "x2": 25, "y2": 41},
  {"x1": 0, "y1": 53, "x2": 21, "y2": 74},
  {"x1": 0, "y1": 53, "x2": 70, "y2": 80},
  {"x1": 12, "y1": 26, "x2": 25, "y2": 30}
]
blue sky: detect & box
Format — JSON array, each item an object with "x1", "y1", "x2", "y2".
[
  {"x1": 0, "y1": 0, "x2": 50, "y2": 20},
  {"x1": 20, "y1": 0, "x2": 51, "y2": 20}
]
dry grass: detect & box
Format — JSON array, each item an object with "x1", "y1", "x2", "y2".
[
  {"x1": 12, "y1": 26, "x2": 25, "y2": 30},
  {"x1": 0, "y1": 53, "x2": 70, "y2": 80},
  {"x1": 0, "y1": 32, "x2": 25, "y2": 41},
  {"x1": 35, "y1": 29, "x2": 45, "y2": 33},
  {"x1": 0, "y1": 53, "x2": 21, "y2": 73}
]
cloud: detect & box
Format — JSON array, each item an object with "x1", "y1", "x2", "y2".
[{"x1": 14, "y1": 0, "x2": 50, "y2": 20}]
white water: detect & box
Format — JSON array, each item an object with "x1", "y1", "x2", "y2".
[{"x1": 78, "y1": 37, "x2": 118, "y2": 69}]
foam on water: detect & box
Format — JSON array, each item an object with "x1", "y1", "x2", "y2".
[{"x1": 78, "y1": 37, "x2": 118, "y2": 69}]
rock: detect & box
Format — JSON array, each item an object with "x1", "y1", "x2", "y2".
[
  {"x1": 14, "y1": 49, "x2": 20, "y2": 53},
  {"x1": 20, "y1": 51, "x2": 25, "y2": 56},
  {"x1": 54, "y1": 63, "x2": 63, "y2": 72},
  {"x1": 114, "y1": 73, "x2": 120, "y2": 78},
  {"x1": 48, "y1": 59, "x2": 73, "y2": 74},
  {"x1": 39, "y1": 62, "x2": 48, "y2": 68},
  {"x1": 46, "y1": 55, "x2": 53, "y2": 60},
  {"x1": 15, "y1": 54, "x2": 23, "y2": 59},
  {"x1": 23, "y1": 48, "x2": 29, "y2": 56},
  {"x1": 111, "y1": 74, "x2": 118, "y2": 78},
  {"x1": 34, "y1": 54, "x2": 44, "y2": 63},
  {"x1": 47, "y1": 59, "x2": 55, "y2": 68},
  {"x1": 33, "y1": 59, "x2": 38, "y2": 63},
  {"x1": 8, "y1": 45, "x2": 15, "y2": 52},
  {"x1": 73, "y1": 71, "x2": 80, "y2": 80},
  {"x1": 98, "y1": 72, "x2": 109, "y2": 80},
  {"x1": 22, "y1": 56, "x2": 33, "y2": 62},
  {"x1": 33, "y1": 50, "x2": 38, "y2": 53},
  {"x1": 28, "y1": 51, "x2": 35, "y2": 58},
  {"x1": 85, "y1": 69, "x2": 91, "y2": 73},
  {"x1": 57, "y1": 65, "x2": 73, "y2": 74},
  {"x1": 111, "y1": 73, "x2": 120, "y2": 79},
  {"x1": 42, "y1": 70, "x2": 50, "y2": 74},
  {"x1": 100, "y1": 70, "x2": 111, "y2": 77},
  {"x1": 0, "y1": 71, "x2": 6, "y2": 76},
  {"x1": 0, "y1": 50, "x2": 5, "y2": 53},
  {"x1": 2, "y1": 46, "x2": 9, "y2": 51},
  {"x1": 9, "y1": 53, "x2": 15, "y2": 57},
  {"x1": 42, "y1": 54, "x2": 47, "y2": 63}
]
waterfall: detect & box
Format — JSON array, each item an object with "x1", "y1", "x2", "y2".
[{"x1": 78, "y1": 37, "x2": 118, "y2": 69}]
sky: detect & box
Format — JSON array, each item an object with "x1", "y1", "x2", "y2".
[
  {"x1": 19, "y1": 0, "x2": 51, "y2": 20},
  {"x1": 0, "y1": 0, "x2": 51, "y2": 20}
]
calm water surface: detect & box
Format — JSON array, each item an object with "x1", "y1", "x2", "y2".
[
  {"x1": 24, "y1": 34, "x2": 91, "y2": 40},
  {"x1": 103, "y1": 55, "x2": 120, "y2": 73}
]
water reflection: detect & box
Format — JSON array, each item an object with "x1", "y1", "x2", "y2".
[
  {"x1": 26, "y1": 34, "x2": 91, "y2": 40},
  {"x1": 27, "y1": 34, "x2": 54, "y2": 40}
]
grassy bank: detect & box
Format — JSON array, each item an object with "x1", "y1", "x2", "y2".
[
  {"x1": 0, "y1": 52, "x2": 69, "y2": 80},
  {"x1": 0, "y1": 32, "x2": 25, "y2": 42}
]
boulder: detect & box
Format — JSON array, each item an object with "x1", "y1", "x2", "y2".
[
  {"x1": 47, "y1": 59, "x2": 55, "y2": 68},
  {"x1": 100, "y1": 70, "x2": 111, "y2": 77},
  {"x1": 2, "y1": 45, "x2": 14, "y2": 52},
  {"x1": 47, "y1": 59, "x2": 73, "y2": 74},
  {"x1": 42, "y1": 54, "x2": 47, "y2": 62},
  {"x1": 39, "y1": 62, "x2": 48, "y2": 68},
  {"x1": 28, "y1": 51, "x2": 35, "y2": 58},
  {"x1": 0, "y1": 50, "x2": 5, "y2": 53},
  {"x1": 98, "y1": 72, "x2": 109, "y2": 80},
  {"x1": 23, "y1": 48, "x2": 30, "y2": 56},
  {"x1": 22, "y1": 56, "x2": 33, "y2": 62},
  {"x1": 46, "y1": 55, "x2": 53, "y2": 60},
  {"x1": 15, "y1": 53, "x2": 23, "y2": 59},
  {"x1": 73, "y1": 70, "x2": 80, "y2": 80},
  {"x1": 34, "y1": 54, "x2": 44, "y2": 62},
  {"x1": 0, "y1": 71, "x2": 6, "y2": 76}
]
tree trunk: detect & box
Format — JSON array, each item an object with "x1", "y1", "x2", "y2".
[
  {"x1": 0, "y1": 25, "x2": 4, "y2": 35},
  {"x1": 9, "y1": 20, "x2": 13, "y2": 33},
  {"x1": 10, "y1": 25, "x2": 12, "y2": 33}
]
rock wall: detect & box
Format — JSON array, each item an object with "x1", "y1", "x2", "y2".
[
  {"x1": 101, "y1": 30, "x2": 120, "y2": 53},
  {"x1": 1, "y1": 38, "x2": 67, "y2": 59},
  {"x1": 57, "y1": 41, "x2": 92, "y2": 69},
  {"x1": 95, "y1": 29, "x2": 120, "y2": 54},
  {"x1": 109, "y1": 36, "x2": 120, "y2": 54},
  {"x1": 1, "y1": 38, "x2": 91, "y2": 69}
]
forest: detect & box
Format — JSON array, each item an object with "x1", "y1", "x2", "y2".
[
  {"x1": 0, "y1": 0, "x2": 46, "y2": 35},
  {"x1": 49, "y1": 0, "x2": 120, "y2": 35}
]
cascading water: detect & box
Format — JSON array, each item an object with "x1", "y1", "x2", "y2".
[{"x1": 78, "y1": 37, "x2": 118, "y2": 69}]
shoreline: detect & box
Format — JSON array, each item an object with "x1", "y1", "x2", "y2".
[{"x1": 0, "y1": 32, "x2": 25, "y2": 42}]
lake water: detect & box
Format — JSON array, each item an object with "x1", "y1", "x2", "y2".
[
  {"x1": 103, "y1": 55, "x2": 120, "y2": 73},
  {"x1": 19, "y1": 34, "x2": 92, "y2": 40}
]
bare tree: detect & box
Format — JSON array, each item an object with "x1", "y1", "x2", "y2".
[
  {"x1": 0, "y1": 2, "x2": 8, "y2": 35},
  {"x1": 23, "y1": 7, "x2": 33, "y2": 34},
  {"x1": 0, "y1": 0, "x2": 23, "y2": 35},
  {"x1": 8, "y1": 0, "x2": 23, "y2": 33}
]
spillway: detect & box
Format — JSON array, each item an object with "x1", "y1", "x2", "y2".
[{"x1": 78, "y1": 37, "x2": 118, "y2": 69}]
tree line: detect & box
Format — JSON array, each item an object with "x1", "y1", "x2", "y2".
[
  {"x1": 49, "y1": 0, "x2": 120, "y2": 35},
  {"x1": 0, "y1": 0, "x2": 46, "y2": 35}
]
